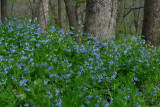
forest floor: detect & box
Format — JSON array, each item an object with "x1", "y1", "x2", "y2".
[{"x1": 0, "y1": 18, "x2": 160, "y2": 106}]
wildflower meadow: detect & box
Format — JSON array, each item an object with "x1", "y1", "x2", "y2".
[{"x1": 0, "y1": 17, "x2": 160, "y2": 107}]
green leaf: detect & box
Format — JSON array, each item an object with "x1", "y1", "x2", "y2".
[
  {"x1": 7, "y1": 38, "x2": 13, "y2": 42},
  {"x1": 15, "y1": 93, "x2": 26, "y2": 100},
  {"x1": 82, "y1": 82, "x2": 92, "y2": 88},
  {"x1": 34, "y1": 78, "x2": 43, "y2": 86},
  {"x1": 119, "y1": 0, "x2": 123, "y2": 2}
]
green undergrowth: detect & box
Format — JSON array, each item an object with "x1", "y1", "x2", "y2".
[{"x1": 0, "y1": 17, "x2": 160, "y2": 107}]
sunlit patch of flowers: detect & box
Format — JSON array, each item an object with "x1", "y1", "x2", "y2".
[{"x1": 0, "y1": 17, "x2": 160, "y2": 106}]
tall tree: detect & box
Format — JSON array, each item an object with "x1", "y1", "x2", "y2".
[
  {"x1": 0, "y1": 0, "x2": 1, "y2": 21},
  {"x1": 64, "y1": 0, "x2": 80, "y2": 42},
  {"x1": 64, "y1": 0, "x2": 77, "y2": 30},
  {"x1": 142, "y1": 0, "x2": 160, "y2": 45},
  {"x1": 38, "y1": 0, "x2": 48, "y2": 33},
  {"x1": 84, "y1": 0, "x2": 118, "y2": 41},
  {"x1": 1, "y1": 0, "x2": 8, "y2": 22},
  {"x1": 58, "y1": 0, "x2": 62, "y2": 28}
]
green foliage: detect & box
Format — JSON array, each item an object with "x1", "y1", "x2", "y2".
[
  {"x1": 72, "y1": 0, "x2": 86, "y2": 2},
  {"x1": 0, "y1": 17, "x2": 160, "y2": 106},
  {"x1": 119, "y1": 0, "x2": 124, "y2": 2}
]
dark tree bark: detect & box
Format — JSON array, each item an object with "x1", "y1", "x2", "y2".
[
  {"x1": 84, "y1": 0, "x2": 118, "y2": 41},
  {"x1": 64, "y1": 0, "x2": 80, "y2": 42},
  {"x1": 142, "y1": 0, "x2": 160, "y2": 46},
  {"x1": 1, "y1": 0, "x2": 8, "y2": 22},
  {"x1": 0, "y1": 0, "x2": 1, "y2": 21},
  {"x1": 64, "y1": 0, "x2": 77, "y2": 30},
  {"x1": 58, "y1": 0, "x2": 62, "y2": 28}
]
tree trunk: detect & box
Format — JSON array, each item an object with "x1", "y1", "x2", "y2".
[
  {"x1": 84, "y1": 0, "x2": 118, "y2": 41},
  {"x1": 0, "y1": 0, "x2": 1, "y2": 21},
  {"x1": 58, "y1": 0, "x2": 62, "y2": 28},
  {"x1": 142, "y1": 0, "x2": 160, "y2": 46},
  {"x1": 1, "y1": 0, "x2": 8, "y2": 22},
  {"x1": 38, "y1": 0, "x2": 48, "y2": 33},
  {"x1": 64, "y1": 0, "x2": 77, "y2": 30},
  {"x1": 64, "y1": 0, "x2": 80, "y2": 42}
]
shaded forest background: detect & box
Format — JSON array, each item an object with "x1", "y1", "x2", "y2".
[
  {"x1": 0, "y1": 0, "x2": 160, "y2": 46},
  {"x1": 2, "y1": 0, "x2": 144, "y2": 36}
]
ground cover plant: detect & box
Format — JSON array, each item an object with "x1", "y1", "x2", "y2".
[{"x1": 0, "y1": 17, "x2": 160, "y2": 107}]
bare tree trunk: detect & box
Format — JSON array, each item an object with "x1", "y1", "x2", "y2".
[
  {"x1": 64, "y1": 0, "x2": 80, "y2": 42},
  {"x1": 0, "y1": 0, "x2": 1, "y2": 21},
  {"x1": 1, "y1": 0, "x2": 8, "y2": 22},
  {"x1": 84, "y1": 0, "x2": 118, "y2": 41},
  {"x1": 64, "y1": 0, "x2": 77, "y2": 30},
  {"x1": 58, "y1": 0, "x2": 62, "y2": 28},
  {"x1": 38, "y1": 0, "x2": 48, "y2": 33},
  {"x1": 142, "y1": 0, "x2": 160, "y2": 46}
]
